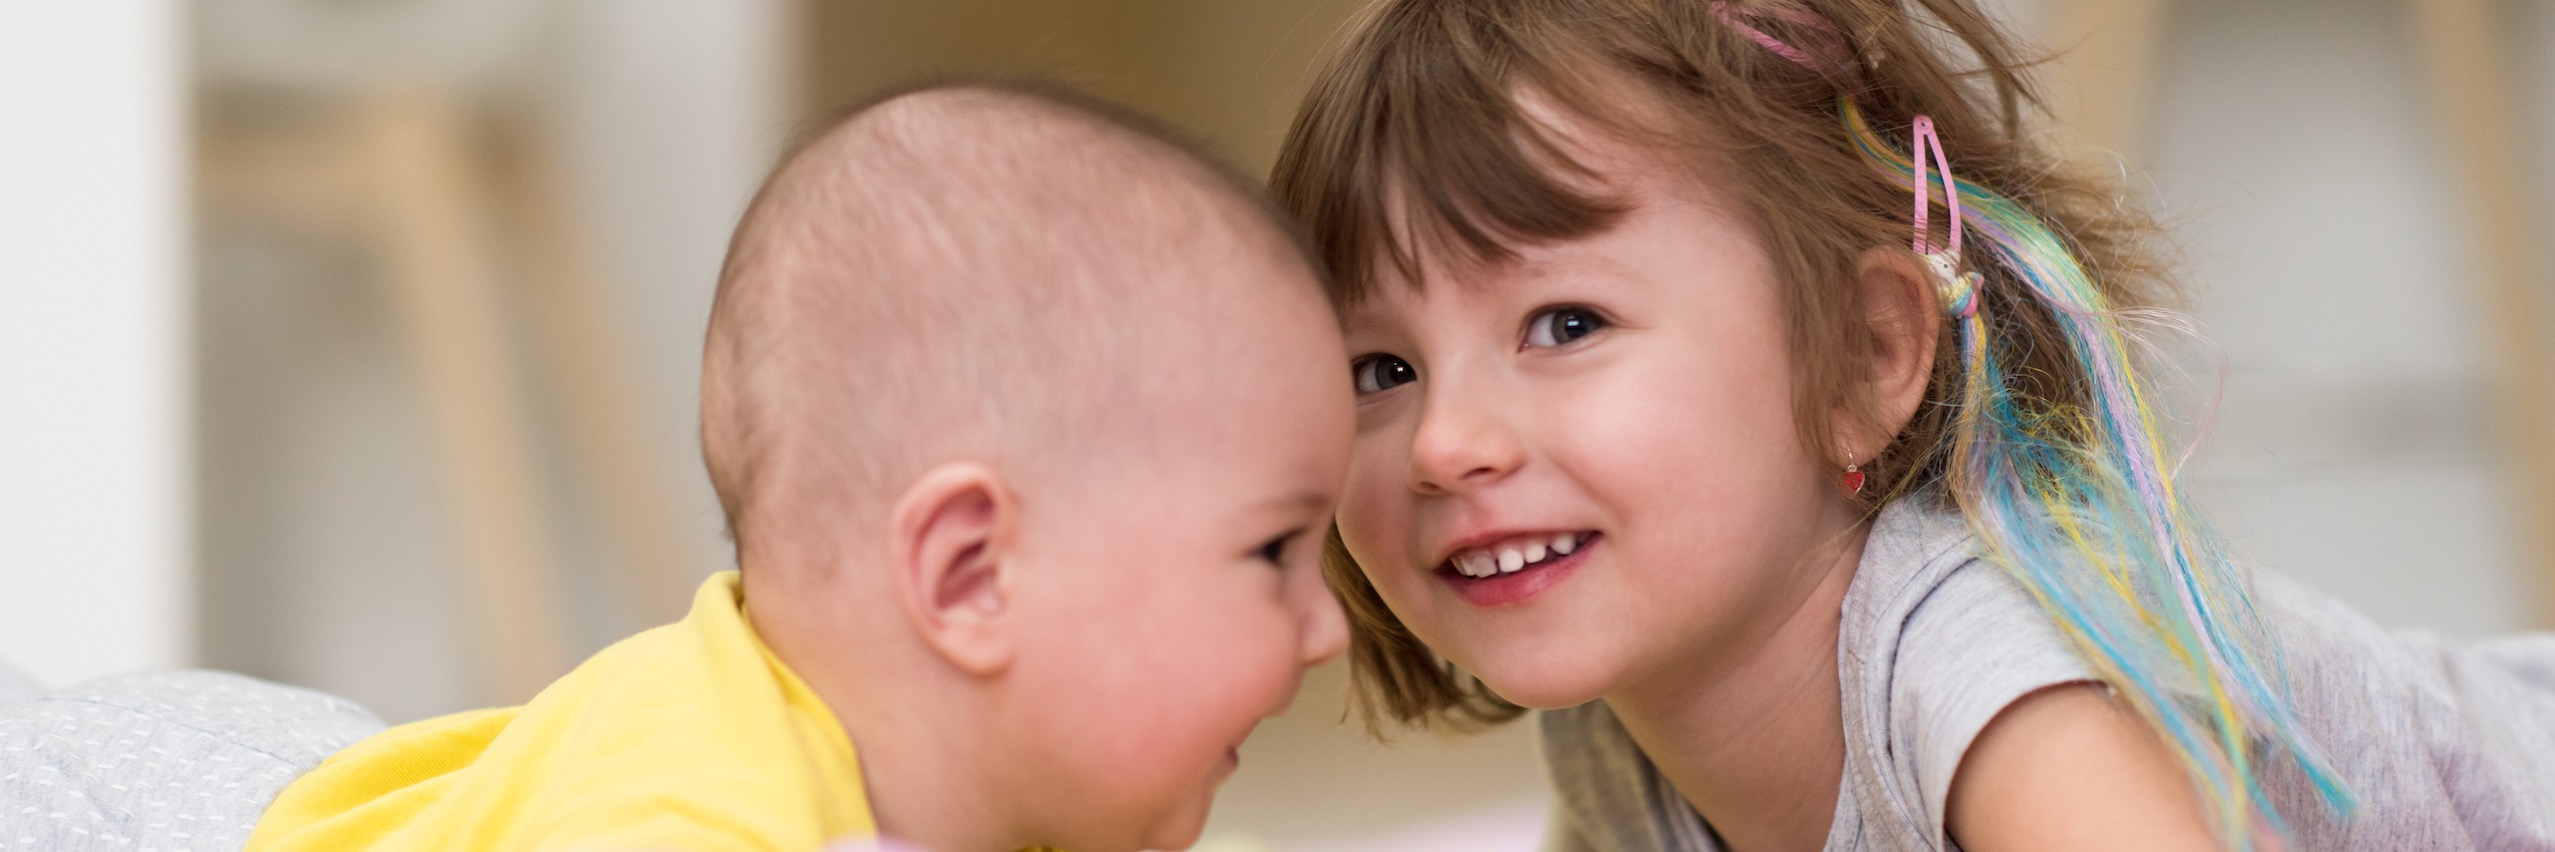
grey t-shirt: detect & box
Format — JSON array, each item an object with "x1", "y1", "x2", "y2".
[{"x1": 1540, "y1": 499, "x2": 2555, "y2": 851}]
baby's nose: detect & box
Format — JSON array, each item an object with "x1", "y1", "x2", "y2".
[{"x1": 1297, "y1": 586, "x2": 1350, "y2": 667}]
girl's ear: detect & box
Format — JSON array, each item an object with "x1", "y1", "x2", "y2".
[
  {"x1": 1838, "y1": 246, "x2": 1942, "y2": 458},
  {"x1": 886, "y1": 462, "x2": 1020, "y2": 677}
]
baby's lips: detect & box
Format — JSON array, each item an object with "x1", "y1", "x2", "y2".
[{"x1": 823, "y1": 838, "x2": 935, "y2": 852}]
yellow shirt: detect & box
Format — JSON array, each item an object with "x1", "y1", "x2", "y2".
[{"x1": 247, "y1": 572, "x2": 875, "y2": 851}]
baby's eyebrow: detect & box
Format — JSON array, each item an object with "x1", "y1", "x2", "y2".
[{"x1": 1256, "y1": 490, "x2": 1334, "y2": 517}]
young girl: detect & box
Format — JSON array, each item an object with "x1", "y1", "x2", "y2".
[{"x1": 1270, "y1": 0, "x2": 2555, "y2": 849}]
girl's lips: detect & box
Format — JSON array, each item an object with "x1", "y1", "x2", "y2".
[{"x1": 1436, "y1": 533, "x2": 1598, "y2": 607}]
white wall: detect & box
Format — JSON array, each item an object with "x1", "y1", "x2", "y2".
[{"x1": 0, "y1": 2, "x2": 190, "y2": 689}]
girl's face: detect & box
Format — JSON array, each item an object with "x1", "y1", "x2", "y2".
[{"x1": 1334, "y1": 119, "x2": 1862, "y2": 709}]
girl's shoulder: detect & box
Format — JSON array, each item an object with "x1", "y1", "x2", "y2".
[
  {"x1": 1848, "y1": 501, "x2": 2555, "y2": 850},
  {"x1": 1830, "y1": 498, "x2": 2100, "y2": 849}
]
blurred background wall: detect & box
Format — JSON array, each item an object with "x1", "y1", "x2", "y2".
[
  {"x1": 190, "y1": 0, "x2": 796, "y2": 739},
  {"x1": 2, "y1": 1, "x2": 2552, "y2": 849}
]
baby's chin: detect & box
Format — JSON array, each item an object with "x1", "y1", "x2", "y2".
[
  {"x1": 1143, "y1": 751, "x2": 1247, "y2": 852},
  {"x1": 1134, "y1": 790, "x2": 1219, "y2": 852}
]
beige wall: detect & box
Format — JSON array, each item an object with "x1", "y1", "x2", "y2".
[{"x1": 805, "y1": 0, "x2": 1365, "y2": 174}]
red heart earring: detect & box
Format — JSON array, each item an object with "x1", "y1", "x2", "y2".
[{"x1": 1839, "y1": 445, "x2": 1867, "y2": 496}]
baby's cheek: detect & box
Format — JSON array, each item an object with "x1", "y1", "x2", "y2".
[
  {"x1": 1088, "y1": 655, "x2": 1266, "y2": 844},
  {"x1": 1050, "y1": 667, "x2": 1219, "y2": 841},
  {"x1": 1127, "y1": 604, "x2": 1295, "y2": 768},
  {"x1": 1183, "y1": 606, "x2": 1303, "y2": 726}
]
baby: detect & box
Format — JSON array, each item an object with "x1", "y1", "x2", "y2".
[{"x1": 247, "y1": 81, "x2": 1353, "y2": 852}]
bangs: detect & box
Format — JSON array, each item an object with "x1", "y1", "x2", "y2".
[{"x1": 1269, "y1": 0, "x2": 1635, "y2": 305}]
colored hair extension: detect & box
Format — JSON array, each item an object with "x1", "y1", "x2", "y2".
[{"x1": 1842, "y1": 99, "x2": 2354, "y2": 839}]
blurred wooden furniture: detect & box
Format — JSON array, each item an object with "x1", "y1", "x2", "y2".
[
  {"x1": 2056, "y1": 0, "x2": 2555, "y2": 625},
  {"x1": 200, "y1": 90, "x2": 696, "y2": 702},
  {"x1": 2402, "y1": 0, "x2": 2555, "y2": 627},
  {"x1": 2046, "y1": 0, "x2": 2176, "y2": 161},
  {"x1": 359, "y1": 93, "x2": 568, "y2": 702}
]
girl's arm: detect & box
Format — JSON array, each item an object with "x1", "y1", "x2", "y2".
[{"x1": 1946, "y1": 683, "x2": 2223, "y2": 851}]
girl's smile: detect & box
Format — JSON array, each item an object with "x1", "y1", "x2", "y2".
[{"x1": 1433, "y1": 530, "x2": 1601, "y2": 607}]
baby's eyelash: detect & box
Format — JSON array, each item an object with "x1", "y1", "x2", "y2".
[{"x1": 1256, "y1": 530, "x2": 1302, "y2": 566}]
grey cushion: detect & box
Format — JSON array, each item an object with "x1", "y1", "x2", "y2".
[{"x1": 0, "y1": 669, "x2": 382, "y2": 850}]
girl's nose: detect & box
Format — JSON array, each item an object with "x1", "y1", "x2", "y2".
[{"x1": 1407, "y1": 382, "x2": 1526, "y2": 495}]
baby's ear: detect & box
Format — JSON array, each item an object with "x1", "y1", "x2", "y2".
[{"x1": 887, "y1": 462, "x2": 1019, "y2": 676}]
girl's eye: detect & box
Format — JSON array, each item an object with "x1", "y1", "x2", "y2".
[
  {"x1": 1352, "y1": 354, "x2": 1418, "y2": 394},
  {"x1": 1256, "y1": 534, "x2": 1294, "y2": 567},
  {"x1": 1525, "y1": 307, "x2": 1607, "y2": 348}
]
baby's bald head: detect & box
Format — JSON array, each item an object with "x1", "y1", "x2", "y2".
[{"x1": 702, "y1": 83, "x2": 1325, "y2": 575}]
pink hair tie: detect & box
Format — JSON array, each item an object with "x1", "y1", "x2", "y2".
[{"x1": 1708, "y1": 1, "x2": 1851, "y2": 80}]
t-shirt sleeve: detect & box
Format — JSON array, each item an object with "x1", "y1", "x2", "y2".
[
  {"x1": 1887, "y1": 559, "x2": 2098, "y2": 846},
  {"x1": 1541, "y1": 795, "x2": 1600, "y2": 852}
]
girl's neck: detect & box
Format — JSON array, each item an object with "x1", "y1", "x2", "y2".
[{"x1": 1604, "y1": 517, "x2": 1870, "y2": 852}]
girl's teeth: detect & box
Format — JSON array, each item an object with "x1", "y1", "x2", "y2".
[{"x1": 1451, "y1": 533, "x2": 1594, "y2": 579}]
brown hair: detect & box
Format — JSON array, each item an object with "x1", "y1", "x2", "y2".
[{"x1": 1269, "y1": 0, "x2": 2172, "y2": 731}]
